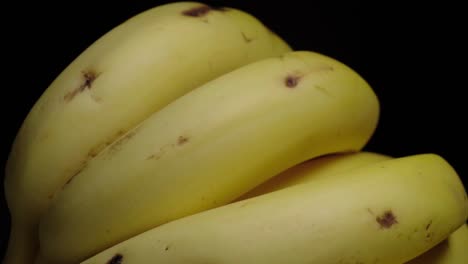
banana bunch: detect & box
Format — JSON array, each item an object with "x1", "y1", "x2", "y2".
[
  {"x1": 81, "y1": 153, "x2": 468, "y2": 264},
  {"x1": 3, "y1": 1, "x2": 467, "y2": 264},
  {"x1": 3, "y1": 2, "x2": 291, "y2": 263}
]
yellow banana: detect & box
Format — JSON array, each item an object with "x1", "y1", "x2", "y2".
[
  {"x1": 38, "y1": 50, "x2": 379, "y2": 263},
  {"x1": 239, "y1": 151, "x2": 468, "y2": 263},
  {"x1": 406, "y1": 224, "x2": 468, "y2": 264},
  {"x1": 3, "y1": 2, "x2": 291, "y2": 263},
  {"x1": 239, "y1": 151, "x2": 392, "y2": 200},
  {"x1": 80, "y1": 154, "x2": 468, "y2": 264}
]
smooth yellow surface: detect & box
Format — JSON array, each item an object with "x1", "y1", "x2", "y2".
[
  {"x1": 81, "y1": 154, "x2": 468, "y2": 264},
  {"x1": 239, "y1": 151, "x2": 392, "y2": 200},
  {"x1": 38, "y1": 50, "x2": 379, "y2": 263},
  {"x1": 3, "y1": 2, "x2": 291, "y2": 264},
  {"x1": 406, "y1": 224, "x2": 468, "y2": 264}
]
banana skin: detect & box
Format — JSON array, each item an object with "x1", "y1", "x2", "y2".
[
  {"x1": 38, "y1": 50, "x2": 380, "y2": 263},
  {"x1": 80, "y1": 154, "x2": 468, "y2": 264},
  {"x1": 241, "y1": 152, "x2": 468, "y2": 263},
  {"x1": 3, "y1": 2, "x2": 291, "y2": 263},
  {"x1": 406, "y1": 224, "x2": 468, "y2": 264},
  {"x1": 239, "y1": 151, "x2": 392, "y2": 200}
]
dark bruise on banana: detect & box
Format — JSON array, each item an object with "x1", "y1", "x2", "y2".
[
  {"x1": 376, "y1": 210, "x2": 398, "y2": 229},
  {"x1": 107, "y1": 253, "x2": 123, "y2": 264},
  {"x1": 282, "y1": 63, "x2": 335, "y2": 94},
  {"x1": 182, "y1": 4, "x2": 228, "y2": 17},
  {"x1": 369, "y1": 208, "x2": 442, "y2": 247},
  {"x1": 241, "y1": 32, "x2": 254, "y2": 43},
  {"x1": 285, "y1": 74, "x2": 301, "y2": 88},
  {"x1": 367, "y1": 208, "x2": 398, "y2": 229},
  {"x1": 181, "y1": 4, "x2": 255, "y2": 44},
  {"x1": 146, "y1": 135, "x2": 190, "y2": 161},
  {"x1": 367, "y1": 207, "x2": 442, "y2": 243},
  {"x1": 64, "y1": 70, "x2": 100, "y2": 102},
  {"x1": 182, "y1": 4, "x2": 213, "y2": 17},
  {"x1": 85, "y1": 124, "x2": 190, "y2": 162}
]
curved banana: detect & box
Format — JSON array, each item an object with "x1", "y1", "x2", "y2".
[
  {"x1": 406, "y1": 224, "x2": 468, "y2": 264},
  {"x1": 3, "y1": 2, "x2": 291, "y2": 263},
  {"x1": 239, "y1": 152, "x2": 468, "y2": 263},
  {"x1": 80, "y1": 154, "x2": 468, "y2": 264},
  {"x1": 239, "y1": 151, "x2": 392, "y2": 200},
  {"x1": 38, "y1": 50, "x2": 380, "y2": 263}
]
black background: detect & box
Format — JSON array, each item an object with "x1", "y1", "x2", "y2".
[{"x1": 1, "y1": 0, "x2": 465, "y2": 260}]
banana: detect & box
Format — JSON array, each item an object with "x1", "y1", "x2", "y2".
[
  {"x1": 79, "y1": 154, "x2": 468, "y2": 264},
  {"x1": 38, "y1": 50, "x2": 380, "y2": 263},
  {"x1": 3, "y1": 2, "x2": 291, "y2": 263},
  {"x1": 240, "y1": 152, "x2": 468, "y2": 263},
  {"x1": 239, "y1": 151, "x2": 392, "y2": 200},
  {"x1": 406, "y1": 224, "x2": 468, "y2": 264}
]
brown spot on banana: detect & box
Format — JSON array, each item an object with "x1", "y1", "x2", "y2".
[
  {"x1": 283, "y1": 64, "x2": 336, "y2": 89},
  {"x1": 88, "y1": 143, "x2": 107, "y2": 158},
  {"x1": 376, "y1": 210, "x2": 398, "y2": 229},
  {"x1": 241, "y1": 32, "x2": 254, "y2": 43},
  {"x1": 182, "y1": 5, "x2": 212, "y2": 17},
  {"x1": 425, "y1": 220, "x2": 432, "y2": 230},
  {"x1": 108, "y1": 130, "x2": 137, "y2": 154},
  {"x1": 64, "y1": 70, "x2": 99, "y2": 102},
  {"x1": 107, "y1": 254, "x2": 123, "y2": 264},
  {"x1": 63, "y1": 161, "x2": 87, "y2": 188},
  {"x1": 146, "y1": 135, "x2": 189, "y2": 160},
  {"x1": 285, "y1": 74, "x2": 301, "y2": 88},
  {"x1": 88, "y1": 130, "x2": 126, "y2": 158},
  {"x1": 146, "y1": 147, "x2": 168, "y2": 161},
  {"x1": 177, "y1": 135, "x2": 189, "y2": 145},
  {"x1": 314, "y1": 84, "x2": 333, "y2": 97},
  {"x1": 425, "y1": 231, "x2": 435, "y2": 242},
  {"x1": 146, "y1": 153, "x2": 161, "y2": 160}
]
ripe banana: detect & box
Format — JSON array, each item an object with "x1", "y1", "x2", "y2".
[
  {"x1": 3, "y1": 2, "x2": 291, "y2": 263},
  {"x1": 406, "y1": 224, "x2": 468, "y2": 264},
  {"x1": 239, "y1": 151, "x2": 392, "y2": 200},
  {"x1": 239, "y1": 151, "x2": 468, "y2": 263},
  {"x1": 38, "y1": 50, "x2": 380, "y2": 263},
  {"x1": 79, "y1": 153, "x2": 468, "y2": 264}
]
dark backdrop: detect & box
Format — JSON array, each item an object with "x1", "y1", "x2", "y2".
[{"x1": 2, "y1": 0, "x2": 465, "y2": 260}]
